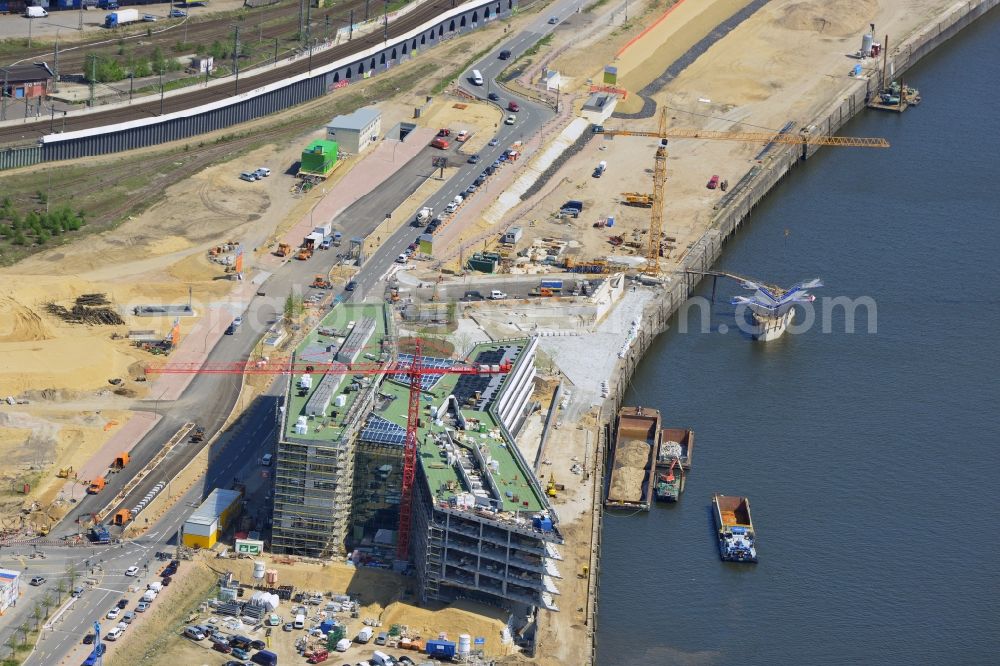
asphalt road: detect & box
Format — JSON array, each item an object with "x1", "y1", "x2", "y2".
[{"x1": 12, "y1": 1, "x2": 591, "y2": 661}]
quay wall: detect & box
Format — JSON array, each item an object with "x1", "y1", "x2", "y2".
[{"x1": 587, "y1": 1, "x2": 999, "y2": 664}]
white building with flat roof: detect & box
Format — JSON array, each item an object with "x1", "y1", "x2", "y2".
[{"x1": 326, "y1": 107, "x2": 382, "y2": 154}]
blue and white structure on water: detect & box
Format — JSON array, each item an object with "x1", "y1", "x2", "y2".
[{"x1": 731, "y1": 278, "x2": 823, "y2": 341}]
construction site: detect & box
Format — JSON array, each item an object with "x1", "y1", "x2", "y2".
[{"x1": 0, "y1": 0, "x2": 992, "y2": 664}]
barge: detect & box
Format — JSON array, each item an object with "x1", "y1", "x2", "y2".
[
  {"x1": 605, "y1": 406, "x2": 660, "y2": 511},
  {"x1": 654, "y1": 427, "x2": 693, "y2": 502},
  {"x1": 659, "y1": 427, "x2": 694, "y2": 470},
  {"x1": 712, "y1": 494, "x2": 757, "y2": 562}
]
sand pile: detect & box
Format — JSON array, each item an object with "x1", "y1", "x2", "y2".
[
  {"x1": 608, "y1": 438, "x2": 651, "y2": 502},
  {"x1": 776, "y1": 0, "x2": 878, "y2": 37}
]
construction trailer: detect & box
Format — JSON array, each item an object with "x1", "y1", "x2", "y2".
[{"x1": 182, "y1": 488, "x2": 243, "y2": 549}]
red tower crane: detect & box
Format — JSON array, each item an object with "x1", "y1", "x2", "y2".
[{"x1": 146, "y1": 340, "x2": 511, "y2": 560}]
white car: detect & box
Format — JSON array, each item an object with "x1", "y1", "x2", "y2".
[
  {"x1": 124, "y1": 566, "x2": 139, "y2": 577},
  {"x1": 106, "y1": 608, "x2": 120, "y2": 620},
  {"x1": 396, "y1": 254, "x2": 407, "y2": 264},
  {"x1": 255, "y1": 167, "x2": 271, "y2": 178},
  {"x1": 505, "y1": 115, "x2": 516, "y2": 125}
]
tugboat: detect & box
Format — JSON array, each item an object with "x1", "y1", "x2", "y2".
[
  {"x1": 712, "y1": 494, "x2": 758, "y2": 563},
  {"x1": 654, "y1": 459, "x2": 683, "y2": 502}
]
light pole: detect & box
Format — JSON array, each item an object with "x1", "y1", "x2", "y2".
[
  {"x1": 28, "y1": 16, "x2": 33, "y2": 49},
  {"x1": 159, "y1": 70, "x2": 164, "y2": 115},
  {"x1": 53, "y1": 31, "x2": 61, "y2": 94}
]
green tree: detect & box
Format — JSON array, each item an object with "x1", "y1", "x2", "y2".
[
  {"x1": 31, "y1": 604, "x2": 43, "y2": 630},
  {"x1": 4, "y1": 632, "x2": 17, "y2": 658}
]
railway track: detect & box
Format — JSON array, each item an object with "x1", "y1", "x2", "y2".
[
  {"x1": 0, "y1": 0, "x2": 463, "y2": 146},
  {"x1": 6, "y1": 0, "x2": 360, "y2": 75}
]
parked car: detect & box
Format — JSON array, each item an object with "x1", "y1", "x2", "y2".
[
  {"x1": 106, "y1": 608, "x2": 120, "y2": 620},
  {"x1": 136, "y1": 601, "x2": 150, "y2": 612},
  {"x1": 29, "y1": 576, "x2": 45, "y2": 586},
  {"x1": 231, "y1": 647, "x2": 252, "y2": 660},
  {"x1": 239, "y1": 171, "x2": 258, "y2": 182},
  {"x1": 169, "y1": 8, "x2": 187, "y2": 17},
  {"x1": 82, "y1": 633, "x2": 96, "y2": 645},
  {"x1": 116, "y1": 599, "x2": 128, "y2": 609},
  {"x1": 122, "y1": 611, "x2": 136, "y2": 624},
  {"x1": 213, "y1": 641, "x2": 233, "y2": 654},
  {"x1": 255, "y1": 167, "x2": 271, "y2": 178},
  {"x1": 250, "y1": 639, "x2": 267, "y2": 650},
  {"x1": 183, "y1": 626, "x2": 206, "y2": 641},
  {"x1": 461, "y1": 290, "x2": 485, "y2": 302},
  {"x1": 707, "y1": 174, "x2": 720, "y2": 189},
  {"x1": 105, "y1": 628, "x2": 123, "y2": 642},
  {"x1": 161, "y1": 575, "x2": 172, "y2": 586}
]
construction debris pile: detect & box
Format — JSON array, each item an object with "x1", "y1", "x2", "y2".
[{"x1": 45, "y1": 293, "x2": 124, "y2": 325}]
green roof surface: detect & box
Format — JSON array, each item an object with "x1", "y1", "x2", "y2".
[
  {"x1": 282, "y1": 302, "x2": 543, "y2": 513},
  {"x1": 375, "y1": 345, "x2": 544, "y2": 513},
  {"x1": 284, "y1": 304, "x2": 387, "y2": 443}
]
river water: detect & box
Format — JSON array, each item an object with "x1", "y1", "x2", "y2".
[{"x1": 594, "y1": 10, "x2": 1000, "y2": 665}]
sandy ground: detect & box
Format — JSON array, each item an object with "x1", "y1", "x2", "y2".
[
  {"x1": 0, "y1": 14, "x2": 522, "y2": 531},
  {"x1": 107, "y1": 554, "x2": 513, "y2": 666}
]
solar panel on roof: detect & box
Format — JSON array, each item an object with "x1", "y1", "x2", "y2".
[
  {"x1": 360, "y1": 414, "x2": 406, "y2": 445},
  {"x1": 390, "y1": 354, "x2": 453, "y2": 390}
]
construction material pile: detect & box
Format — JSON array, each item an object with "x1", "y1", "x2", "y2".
[
  {"x1": 608, "y1": 438, "x2": 651, "y2": 502},
  {"x1": 45, "y1": 293, "x2": 125, "y2": 325}
]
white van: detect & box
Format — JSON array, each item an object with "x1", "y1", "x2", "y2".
[
  {"x1": 293, "y1": 613, "x2": 305, "y2": 630},
  {"x1": 470, "y1": 69, "x2": 484, "y2": 85},
  {"x1": 141, "y1": 590, "x2": 157, "y2": 603},
  {"x1": 105, "y1": 627, "x2": 124, "y2": 641},
  {"x1": 371, "y1": 651, "x2": 393, "y2": 666},
  {"x1": 25, "y1": 6, "x2": 48, "y2": 18}
]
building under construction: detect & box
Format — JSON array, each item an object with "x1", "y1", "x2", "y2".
[{"x1": 270, "y1": 304, "x2": 563, "y2": 611}]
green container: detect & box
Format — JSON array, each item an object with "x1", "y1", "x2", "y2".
[{"x1": 301, "y1": 139, "x2": 339, "y2": 175}]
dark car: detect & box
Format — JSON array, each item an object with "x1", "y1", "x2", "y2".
[
  {"x1": 461, "y1": 290, "x2": 485, "y2": 302},
  {"x1": 213, "y1": 641, "x2": 233, "y2": 654},
  {"x1": 83, "y1": 633, "x2": 96, "y2": 645},
  {"x1": 488, "y1": 92, "x2": 500, "y2": 101},
  {"x1": 161, "y1": 575, "x2": 172, "y2": 586},
  {"x1": 116, "y1": 599, "x2": 128, "y2": 610},
  {"x1": 345, "y1": 281, "x2": 357, "y2": 292},
  {"x1": 498, "y1": 49, "x2": 511, "y2": 60},
  {"x1": 591, "y1": 124, "x2": 605, "y2": 134},
  {"x1": 250, "y1": 639, "x2": 267, "y2": 650}
]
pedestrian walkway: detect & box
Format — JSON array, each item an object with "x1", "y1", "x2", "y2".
[{"x1": 278, "y1": 128, "x2": 436, "y2": 249}]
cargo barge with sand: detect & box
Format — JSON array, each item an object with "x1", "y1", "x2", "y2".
[
  {"x1": 712, "y1": 494, "x2": 758, "y2": 563},
  {"x1": 605, "y1": 406, "x2": 660, "y2": 511}
]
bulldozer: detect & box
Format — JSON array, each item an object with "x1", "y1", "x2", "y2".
[
  {"x1": 57, "y1": 466, "x2": 74, "y2": 479},
  {"x1": 311, "y1": 274, "x2": 333, "y2": 289},
  {"x1": 275, "y1": 243, "x2": 292, "y2": 257}
]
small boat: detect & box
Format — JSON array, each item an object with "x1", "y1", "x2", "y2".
[
  {"x1": 712, "y1": 494, "x2": 758, "y2": 563},
  {"x1": 654, "y1": 460, "x2": 682, "y2": 502}
]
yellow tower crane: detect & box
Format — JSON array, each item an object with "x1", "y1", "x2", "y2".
[{"x1": 598, "y1": 111, "x2": 890, "y2": 274}]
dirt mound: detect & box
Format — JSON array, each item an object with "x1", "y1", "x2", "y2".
[
  {"x1": 777, "y1": 0, "x2": 878, "y2": 37},
  {"x1": 0, "y1": 296, "x2": 54, "y2": 342}
]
